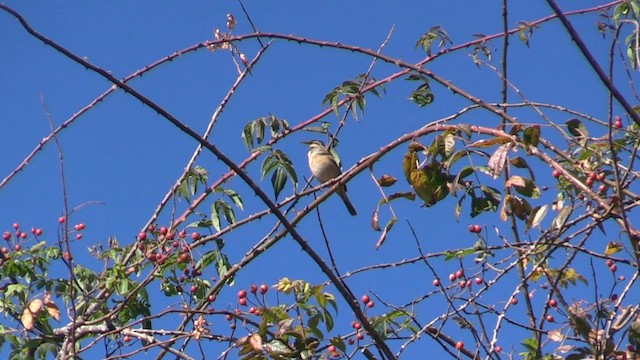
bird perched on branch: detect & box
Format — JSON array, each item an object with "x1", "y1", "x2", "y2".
[{"x1": 305, "y1": 140, "x2": 357, "y2": 216}]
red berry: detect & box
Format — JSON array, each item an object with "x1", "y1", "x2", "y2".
[
  {"x1": 455, "y1": 269, "x2": 464, "y2": 279},
  {"x1": 458, "y1": 280, "x2": 466, "y2": 289},
  {"x1": 179, "y1": 230, "x2": 186, "y2": 238},
  {"x1": 74, "y1": 223, "x2": 86, "y2": 231},
  {"x1": 1, "y1": 247, "x2": 7, "y2": 254},
  {"x1": 190, "y1": 285, "x2": 198, "y2": 293},
  {"x1": 467, "y1": 225, "x2": 476, "y2": 233},
  {"x1": 433, "y1": 278, "x2": 441, "y2": 287},
  {"x1": 20, "y1": 232, "x2": 27, "y2": 239},
  {"x1": 449, "y1": 273, "x2": 456, "y2": 282},
  {"x1": 495, "y1": 345, "x2": 502, "y2": 353},
  {"x1": 588, "y1": 173, "x2": 597, "y2": 181},
  {"x1": 138, "y1": 232, "x2": 147, "y2": 241},
  {"x1": 361, "y1": 294, "x2": 370, "y2": 304},
  {"x1": 614, "y1": 118, "x2": 623, "y2": 128},
  {"x1": 610, "y1": 264, "x2": 617, "y2": 272},
  {"x1": 123, "y1": 335, "x2": 131, "y2": 342},
  {"x1": 367, "y1": 301, "x2": 375, "y2": 308},
  {"x1": 585, "y1": 178, "x2": 594, "y2": 186},
  {"x1": 250, "y1": 284, "x2": 258, "y2": 294},
  {"x1": 238, "y1": 289, "x2": 247, "y2": 298},
  {"x1": 238, "y1": 297, "x2": 247, "y2": 306},
  {"x1": 627, "y1": 345, "x2": 635, "y2": 352},
  {"x1": 259, "y1": 284, "x2": 268, "y2": 294},
  {"x1": 147, "y1": 252, "x2": 157, "y2": 262},
  {"x1": 225, "y1": 314, "x2": 233, "y2": 321},
  {"x1": 357, "y1": 333, "x2": 364, "y2": 340},
  {"x1": 178, "y1": 253, "x2": 190, "y2": 263},
  {"x1": 598, "y1": 184, "x2": 607, "y2": 194},
  {"x1": 548, "y1": 299, "x2": 558, "y2": 307},
  {"x1": 58, "y1": 217, "x2": 66, "y2": 224},
  {"x1": 63, "y1": 252, "x2": 72, "y2": 261},
  {"x1": 31, "y1": 227, "x2": 36, "y2": 235},
  {"x1": 546, "y1": 315, "x2": 554, "y2": 322},
  {"x1": 606, "y1": 259, "x2": 614, "y2": 267},
  {"x1": 166, "y1": 231, "x2": 175, "y2": 240},
  {"x1": 611, "y1": 294, "x2": 618, "y2": 301},
  {"x1": 552, "y1": 169, "x2": 561, "y2": 178},
  {"x1": 191, "y1": 232, "x2": 200, "y2": 241},
  {"x1": 510, "y1": 298, "x2": 518, "y2": 305},
  {"x1": 147, "y1": 225, "x2": 155, "y2": 232},
  {"x1": 249, "y1": 306, "x2": 257, "y2": 314},
  {"x1": 76, "y1": 234, "x2": 83, "y2": 240},
  {"x1": 2, "y1": 232, "x2": 10, "y2": 241},
  {"x1": 13, "y1": 244, "x2": 21, "y2": 251},
  {"x1": 597, "y1": 172, "x2": 605, "y2": 181},
  {"x1": 352, "y1": 321, "x2": 361, "y2": 329},
  {"x1": 12, "y1": 223, "x2": 19, "y2": 230},
  {"x1": 455, "y1": 340, "x2": 464, "y2": 350},
  {"x1": 328, "y1": 344, "x2": 337, "y2": 353},
  {"x1": 160, "y1": 227, "x2": 168, "y2": 235},
  {"x1": 348, "y1": 338, "x2": 355, "y2": 345},
  {"x1": 474, "y1": 277, "x2": 483, "y2": 285},
  {"x1": 34, "y1": 228, "x2": 42, "y2": 236}
]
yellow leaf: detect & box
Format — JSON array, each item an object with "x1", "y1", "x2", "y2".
[{"x1": 604, "y1": 242, "x2": 624, "y2": 256}]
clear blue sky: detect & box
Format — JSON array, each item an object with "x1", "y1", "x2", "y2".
[{"x1": 0, "y1": 1, "x2": 632, "y2": 358}]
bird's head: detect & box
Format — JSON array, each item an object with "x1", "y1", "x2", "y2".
[{"x1": 302, "y1": 140, "x2": 326, "y2": 154}]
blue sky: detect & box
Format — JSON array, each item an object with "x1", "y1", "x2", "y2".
[{"x1": 0, "y1": 1, "x2": 635, "y2": 358}]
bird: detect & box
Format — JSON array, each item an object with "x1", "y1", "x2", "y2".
[{"x1": 305, "y1": 140, "x2": 357, "y2": 216}]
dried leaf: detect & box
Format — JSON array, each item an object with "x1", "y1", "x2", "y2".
[
  {"x1": 548, "y1": 329, "x2": 565, "y2": 342},
  {"x1": 376, "y1": 217, "x2": 396, "y2": 249},
  {"x1": 377, "y1": 174, "x2": 397, "y2": 187},
  {"x1": 28, "y1": 298, "x2": 43, "y2": 314},
  {"x1": 249, "y1": 333, "x2": 263, "y2": 351},
  {"x1": 45, "y1": 302, "x2": 60, "y2": 321},
  {"x1": 488, "y1": 143, "x2": 512, "y2": 179},
  {"x1": 22, "y1": 298, "x2": 43, "y2": 330},
  {"x1": 21, "y1": 310, "x2": 34, "y2": 330},
  {"x1": 468, "y1": 137, "x2": 511, "y2": 148}
]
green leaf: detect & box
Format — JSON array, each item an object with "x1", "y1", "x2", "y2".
[
  {"x1": 216, "y1": 254, "x2": 234, "y2": 285},
  {"x1": 523, "y1": 125, "x2": 540, "y2": 146},
  {"x1": 219, "y1": 201, "x2": 235, "y2": 226},
  {"x1": 526, "y1": 205, "x2": 548, "y2": 231},
  {"x1": 195, "y1": 250, "x2": 219, "y2": 272},
  {"x1": 436, "y1": 133, "x2": 455, "y2": 159},
  {"x1": 211, "y1": 201, "x2": 221, "y2": 232},
  {"x1": 415, "y1": 26, "x2": 451, "y2": 55},
  {"x1": 505, "y1": 176, "x2": 541, "y2": 198},
  {"x1": 242, "y1": 122, "x2": 254, "y2": 150},
  {"x1": 553, "y1": 206, "x2": 572, "y2": 232},
  {"x1": 566, "y1": 118, "x2": 588, "y2": 138},
  {"x1": 271, "y1": 167, "x2": 287, "y2": 199},
  {"x1": 223, "y1": 188, "x2": 244, "y2": 211}
]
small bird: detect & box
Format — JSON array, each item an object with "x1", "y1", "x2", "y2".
[{"x1": 305, "y1": 140, "x2": 357, "y2": 216}]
